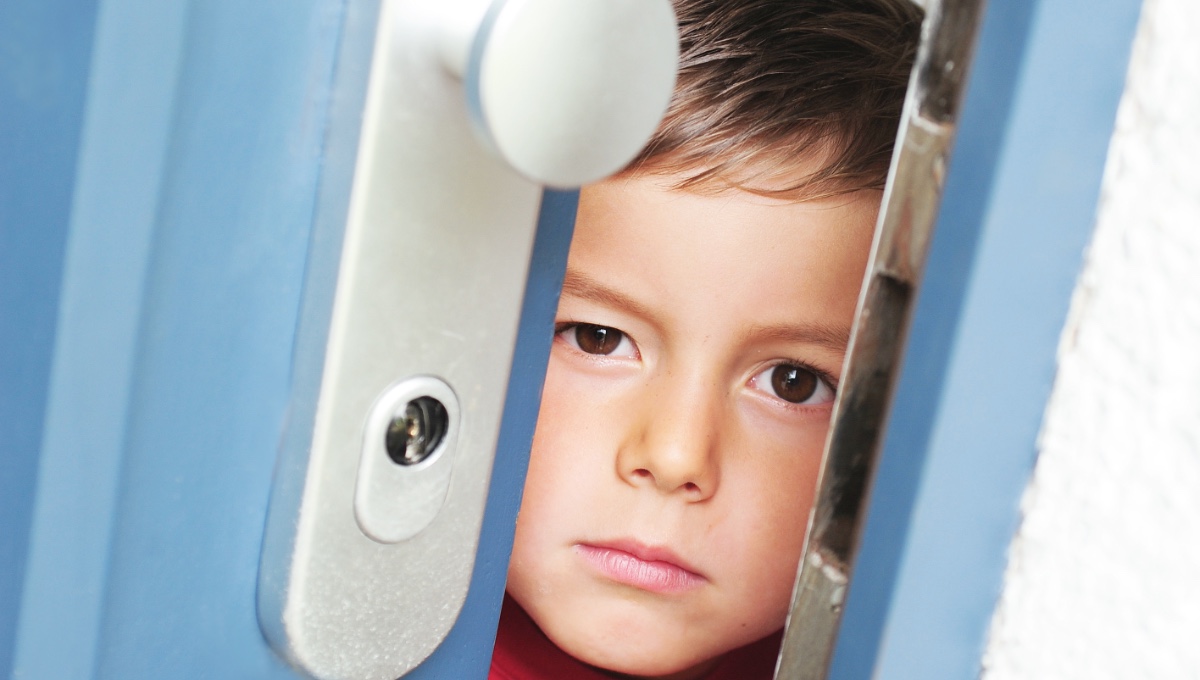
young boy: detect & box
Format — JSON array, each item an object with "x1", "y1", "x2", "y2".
[{"x1": 491, "y1": 1, "x2": 922, "y2": 678}]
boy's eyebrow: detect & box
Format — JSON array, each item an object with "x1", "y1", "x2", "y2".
[
  {"x1": 563, "y1": 269, "x2": 851, "y2": 353},
  {"x1": 743, "y1": 322, "x2": 852, "y2": 354},
  {"x1": 560, "y1": 270, "x2": 656, "y2": 320}
]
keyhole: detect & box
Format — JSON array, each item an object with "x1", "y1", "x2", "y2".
[{"x1": 385, "y1": 396, "x2": 449, "y2": 465}]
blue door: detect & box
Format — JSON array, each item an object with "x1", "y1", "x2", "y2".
[
  {"x1": 2, "y1": 0, "x2": 584, "y2": 676},
  {"x1": 2, "y1": 0, "x2": 684, "y2": 674},
  {"x1": 2, "y1": 0, "x2": 1141, "y2": 678}
]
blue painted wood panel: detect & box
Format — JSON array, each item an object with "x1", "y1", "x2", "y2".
[
  {"x1": 0, "y1": 1, "x2": 101, "y2": 675},
  {"x1": 10, "y1": 0, "x2": 345, "y2": 676}
]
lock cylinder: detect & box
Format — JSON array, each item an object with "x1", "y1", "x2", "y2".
[
  {"x1": 386, "y1": 396, "x2": 449, "y2": 466},
  {"x1": 354, "y1": 376, "x2": 460, "y2": 543}
]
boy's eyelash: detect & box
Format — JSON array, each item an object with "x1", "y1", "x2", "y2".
[
  {"x1": 766, "y1": 359, "x2": 840, "y2": 393},
  {"x1": 554, "y1": 321, "x2": 627, "y2": 335},
  {"x1": 553, "y1": 321, "x2": 639, "y2": 358},
  {"x1": 555, "y1": 323, "x2": 839, "y2": 393}
]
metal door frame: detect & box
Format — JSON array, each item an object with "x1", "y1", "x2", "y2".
[{"x1": 827, "y1": 0, "x2": 1143, "y2": 677}]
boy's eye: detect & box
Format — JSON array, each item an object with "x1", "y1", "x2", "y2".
[
  {"x1": 753, "y1": 364, "x2": 835, "y2": 405},
  {"x1": 558, "y1": 323, "x2": 637, "y2": 358}
]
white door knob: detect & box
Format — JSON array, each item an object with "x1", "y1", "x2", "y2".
[{"x1": 438, "y1": 0, "x2": 679, "y2": 187}]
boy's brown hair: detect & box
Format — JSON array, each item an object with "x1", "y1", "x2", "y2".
[{"x1": 628, "y1": 0, "x2": 924, "y2": 200}]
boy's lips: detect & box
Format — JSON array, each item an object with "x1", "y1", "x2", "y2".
[{"x1": 574, "y1": 540, "x2": 707, "y2": 594}]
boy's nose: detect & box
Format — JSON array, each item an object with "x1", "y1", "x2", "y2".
[{"x1": 615, "y1": 378, "x2": 722, "y2": 501}]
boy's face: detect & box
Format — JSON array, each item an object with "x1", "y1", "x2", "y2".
[{"x1": 506, "y1": 172, "x2": 878, "y2": 679}]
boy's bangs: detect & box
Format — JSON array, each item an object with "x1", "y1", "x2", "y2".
[
  {"x1": 626, "y1": 132, "x2": 879, "y2": 202},
  {"x1": 622, "y1": 0, "x2": 924, "y2": 201}
]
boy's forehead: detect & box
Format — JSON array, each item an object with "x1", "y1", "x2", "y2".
[{"x1": 568, "y1": 172, "x2": 876, "y2": 338}]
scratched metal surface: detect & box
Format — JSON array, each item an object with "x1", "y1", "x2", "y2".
[{"x1": 776, "y1": 0, "x2": 981, "y2": 676}]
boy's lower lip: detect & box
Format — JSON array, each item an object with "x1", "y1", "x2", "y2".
[{"x1": 575, "y1": 543, "x2": 706, "y2": 594}]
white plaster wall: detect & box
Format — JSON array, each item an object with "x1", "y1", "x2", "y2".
[{"x1": 981, "y1": 0, "x2": 1200, "y2": 677}]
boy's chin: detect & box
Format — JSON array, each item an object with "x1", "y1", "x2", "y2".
[
  {"x1": 530, "y1": 602, "x2": 725, "y2": 680},
  {"x1": 565, "y1": 639, "x2": 719, "y2": 680}
]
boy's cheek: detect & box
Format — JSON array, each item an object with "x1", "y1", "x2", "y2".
[{"x1": 511, "y1": 342, "x2": 822, "y2": 667}]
